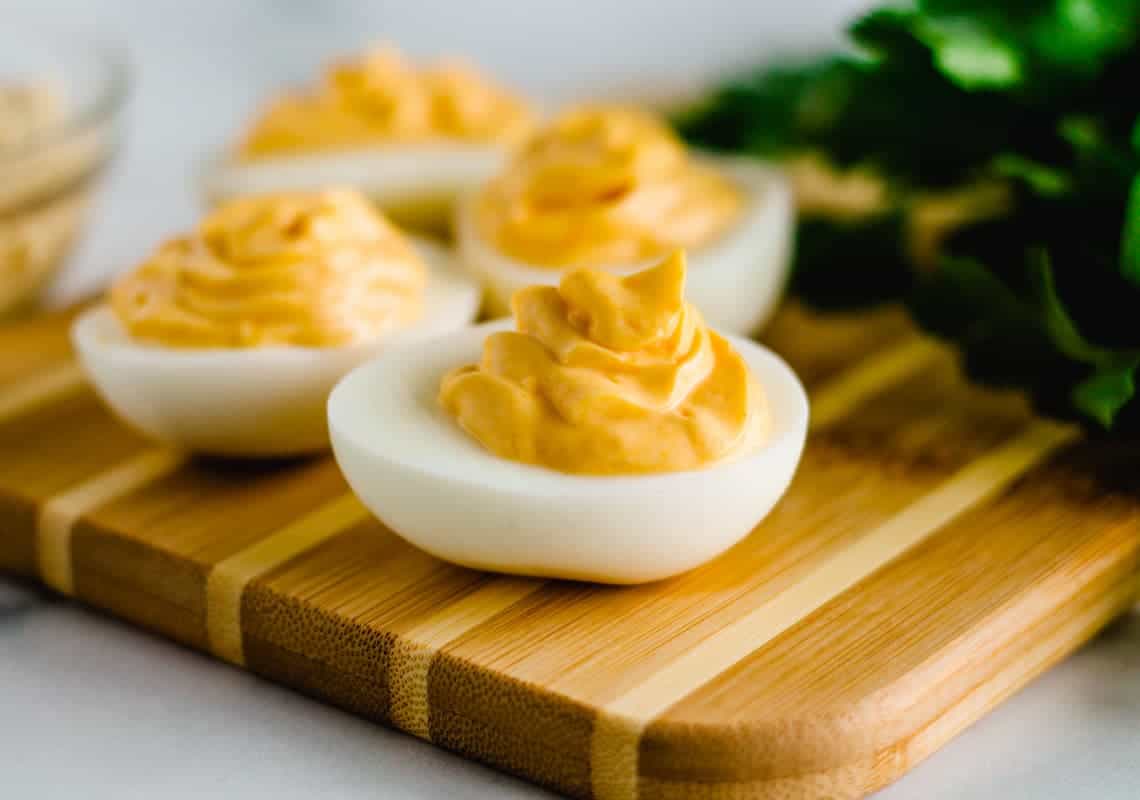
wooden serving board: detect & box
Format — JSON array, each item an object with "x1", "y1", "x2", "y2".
[{"x1": 2, "y1": 303, "x2": 1138, "y2": 800}]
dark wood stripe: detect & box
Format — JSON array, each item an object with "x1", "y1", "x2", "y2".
[
  {"x1": 0, "y1": 493, "x2": 37, "y2": 576},
  {"x1": 429, "y1": 656, "x2": 596, "y2": 799},
  {"x1": 0, "y1": 392, "x2": 150, "y2": 577},
  {"x1": 241, "y1": 523, "x2": 490, "y2": 719},
  {"x1": 70, "y1": 457, "x2": 346, "y2": 648},
  {"x1": 0, "y1": 304, "x2": 87, "y2": 386},
  {"x1": 0, "y1": 391, "x2": 150, "y2": 499}
]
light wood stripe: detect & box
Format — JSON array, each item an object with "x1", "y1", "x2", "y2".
[
  {"x1": 388, "y1": 578, "x2": 543, "y2": 739},
  {"x1": 589, "y1": 420, "x2": 1079, "y2": 800},
  {"x1": 0, "y1": 361, "x2": 85, "y2": 423},
  {"x1": 809, "y1": 338, "x2": 942, "y2": 431},
  {"x1": 37, "y1": 449, "x2": 187, "y2": 595},
  {"x1": 206, "y1": 493, "x2": 370, "y2": 666}
]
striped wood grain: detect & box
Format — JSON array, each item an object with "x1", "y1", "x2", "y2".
[{"x1": 1, "y1": 302, "x2": 1137, "y2": 800}]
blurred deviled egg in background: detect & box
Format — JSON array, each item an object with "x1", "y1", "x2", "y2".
[
  {"x1": 73, "y1": 189, "x2": 480, "y2": 456},
  {"x1": 202, "y1": 45, "x2": 535, "y2": 233},
  {"x1": 455, "y1": 105, "x2": 793, "y2": 335}
]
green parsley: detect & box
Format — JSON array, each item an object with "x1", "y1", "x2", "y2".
[{"x1": 677, "y1": 0, "x2": 1140, "y2": 429}]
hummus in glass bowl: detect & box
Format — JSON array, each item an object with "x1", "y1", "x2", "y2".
[{"x1": 0, "y1": 21, "x2": 127, "y2": 315}]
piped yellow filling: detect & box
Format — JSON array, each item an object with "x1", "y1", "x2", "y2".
[
  {"x1": 111, "y1": 189, "x2": 427, "y2": 348},
  {"x1": 440, "y1": 251, "x2": 767, "y2": 475},
  {"x1": 239, "y1": 45, "x2": 533, "y2": 158},
  {"x1": 474, "y1": 105, "x2": 743, "y2": 269}
]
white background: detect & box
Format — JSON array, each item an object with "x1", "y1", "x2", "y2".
[{"x1": 3, "y1": 1, "x2": 1140, "y2": 798}]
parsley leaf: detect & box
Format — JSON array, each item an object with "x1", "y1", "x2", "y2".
[{"x1": 676, "y1": 0, "x2": 1140, "y2": 432}]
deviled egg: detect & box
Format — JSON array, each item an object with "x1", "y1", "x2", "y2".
[
  {"x1": 203, "y1": 45, "x2": 534, "y2": 232},
  {"x1": 73, "y1": 189, "x2": 480, "y2": 456},
  {"x1": 455, "y1": 105, "x2": 793, "y2": 335},
  {"x1": 329, "y1": 251, "x2": 807, "y2": 584}
]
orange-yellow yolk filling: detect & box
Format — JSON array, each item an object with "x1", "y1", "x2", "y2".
[
  {"x1": 474, "y1": 105, "x2": 743, "y2": 269},
  {"x1": 238, "y1": 46, "x2": 533, "y2": 158},
  {"x1": 111, "y1": 189, "x2": 427, "y2": 348},
  {"x1": 439, "y1": 251, "x2": 767, "y2": 475}
]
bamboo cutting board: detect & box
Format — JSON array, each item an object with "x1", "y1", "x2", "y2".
[{"x1": 2, "y1": 303, "x2": 1138, "y2": 800}]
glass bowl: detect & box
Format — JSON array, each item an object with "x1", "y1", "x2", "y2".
[{"x1": 0, "y1": 22, "x2": 128, "y2": 315}]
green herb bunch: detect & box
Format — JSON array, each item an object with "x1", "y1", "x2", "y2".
[{"x1": 677, "y1": 0, "x2": 1140, "y2": 430}]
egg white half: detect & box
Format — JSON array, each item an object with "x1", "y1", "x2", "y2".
[
  {"x1": 201, "y1": 145, "x2": 509, "y2": 232},
  {"x1": 455, "y1": 157, "x2": 794, "y2": 336},
  {"x1": 328, "y1": 320, "x2": 809, "y2": 584},
  {"x1": 72, "y1": 240, "x2": 481, "y2": 457}
]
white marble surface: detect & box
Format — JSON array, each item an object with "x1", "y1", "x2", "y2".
[{"x1": 3, "y1": 1, "x2": 1139, "y2": 798}]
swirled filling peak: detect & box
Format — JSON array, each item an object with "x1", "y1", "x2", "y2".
[
  {"x1": 439, "y1": 251, "x2": 767, "y2": 475},
  {"x1": 474, "y1": 105, "x2": 743, "y2": 268},
  {"x1": 238, "y1": 45, "x2": 533, "y2": 158},
  {"x1": 111, "y1": 189, "x2": 426, "y2": 348}
]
